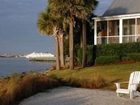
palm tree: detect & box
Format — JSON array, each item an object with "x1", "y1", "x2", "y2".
[
  {"x1": 37, "y1": 11, "x2": 63, "y2": 70},
  {"x1": 81, "y1": 0, "x2": 98, "y2": 68},
  {"x1": 48, "y1": 0, "x2": 97, "y2": 69},
  {"x1": 48, "y1": 0, "x2": 74, "y2": 69},
  {"x1": 58, "y1": 30, "x2": 65, "y2": 67},
  {"x1": 38, "y1": 0, "x2": 69, "y2": 70},
  {"x1": 82, "y1": 20, "x2": 87, "y2": 67},
  {"x1": 39, "y1": 0, "x2": 95, "y2": 69}
]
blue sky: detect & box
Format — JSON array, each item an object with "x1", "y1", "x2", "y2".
[
  {"x1": 0, "y1": 0, "x2": 113, "y2": 54},
  {"x1": 0, "y1": 0, "x2": 54, "y2": 54}
]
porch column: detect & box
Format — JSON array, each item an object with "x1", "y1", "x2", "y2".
[
  {"x1": 94, "y1": 20, "x2": 97, "y2": 45},
  {"x1": 135, "y1": 18, "x2": 137, "y2": 42},
  {"x1": 107, "y1": 20, "x2": 109, "y2": 44},
  {"x1": 119, "y1": 19, "x2": 123, "y2": 43}
]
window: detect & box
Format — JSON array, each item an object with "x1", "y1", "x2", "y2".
[
  {"x1": 109, "y1": 20, "x2": 119, "y2": 36},
  {"x1": 123, "y1": 19, "x2": 135, "y2": 43},
  {"x1": 123, "y1": 19, "x2": 135, "y2": 35}
]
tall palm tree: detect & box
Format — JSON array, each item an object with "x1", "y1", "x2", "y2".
[
  {"x1": 48, "y1": 0, "x2": 75, "y2": 70},
  {"x1": 58, "y1": 30, "x2": 65, "y2": 67},
  {"x1": 48, "y1": 0, "x2": 97, "y2": 69},
  {"x1": 38, "y1": 0, "x2": 69, "y2": 70},
  {"x1": 37, "y1": 11, "x2": 63, "y2": 70},
  {"x1": 81, "y1": 0, "x2": 98, "y2": 68}
]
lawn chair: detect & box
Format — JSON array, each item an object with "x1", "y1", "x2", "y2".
[{"x1": 115, "y1": 71, "x2": 140, "y2": 99}]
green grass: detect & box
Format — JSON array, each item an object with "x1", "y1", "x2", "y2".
[{"x1": 48, "y1": 62, "x2": 140, "y2": 90}]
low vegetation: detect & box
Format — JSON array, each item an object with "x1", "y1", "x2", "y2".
[
  {"x1": 49, "y1": 70, "x2": 106, "y2": 89},
  {"x1": 48, "y1": 62, "x2": 140, "y2": 90},
  {"x1": 0, "y1": 73, "x2": 60, "y2": 105},
  {"x1": 96, "y1": 42, "x2": 140, "y2": 64},
  {"x1": 95, "y1": 56, "x2": 119, "y2": 65}
]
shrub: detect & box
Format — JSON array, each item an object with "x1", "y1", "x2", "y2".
[
  {"x1": 76, "y1": 47, "x2": 83, "y2": 65},
  {"x1": 127, "y1": 53, "x2": 140, "y2": 62},
  {"x1": 76, "y1": 45, "x2": 95, "y2": 66},
  {"x1": 87, "y1": 45, "x2": 95, "y2": 66},
  {"x1": 96, "y1": 56, "x2": 119, "y2": 65},
  {"x1": 96, "y1": 42, "x2": 140, "y2": 57},
  {"x1": 96, "y1": 42, "x2": 140, "y2": 63}
]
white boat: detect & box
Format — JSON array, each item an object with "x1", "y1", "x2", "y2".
[{"x1": 24, "y1": 52, "x2": 56, "y2": 61}]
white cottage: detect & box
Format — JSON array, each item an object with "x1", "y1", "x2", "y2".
[{"x1": 94, "y1": 0, "x2": 140, "y2": 45}]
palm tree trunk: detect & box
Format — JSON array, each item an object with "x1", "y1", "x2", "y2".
[
  {"x1": 69, "y1": 17, "x2": 74, "y2": 70},
  {"x1": 55, "y1": 36, "x2": 60, "y2": 70},
  {"x1": 82, "y1": 20, "x2": 87, "y2": 68},
  {"x1": 59, "y1": 34, "x2": 65, "y2": 67},
  {"x1": 80, "y1": 35, "x2": 83, "y2": 48}
]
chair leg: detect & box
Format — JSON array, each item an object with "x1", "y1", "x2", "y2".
[
  {"x1": 135, "y1": 91, "x2": 140, "y2": 97},
  {"x1": 117, "y1": 93, "x2": 120, "y2": 97},
  {"x1": 130, "y1": 91, "x2": 134, "y2": 99}
]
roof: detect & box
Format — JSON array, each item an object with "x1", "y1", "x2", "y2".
[
  {"x1": 94, "y1": 0, "x2": 114, "y2": 16},
  {"x1": 103, "y1": 0, "x2": 140, "y2": 16}
]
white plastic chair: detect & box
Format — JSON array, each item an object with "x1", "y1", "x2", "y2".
[{"x1": 115, "y1": 71, "x2": 140, "y2": 99}]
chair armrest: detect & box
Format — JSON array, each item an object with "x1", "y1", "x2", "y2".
[
  {"x1": 114, "y1": 83, "x2": 120, "y2": 89},
  {"x1": 116, "y1": 81, "x2": 129, "y2": 84},
  {"x1": 130, "y1": 83, "x2": 139, "y2": 85},
  {"x1": 114, "y1": 82, "x2": 128, "y2": 89}
]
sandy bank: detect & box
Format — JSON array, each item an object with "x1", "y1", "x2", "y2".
[{"x1": 19, "y1": 87, "x2": 140, "y2": 105}]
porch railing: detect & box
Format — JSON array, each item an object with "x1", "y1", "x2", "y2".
[{"x1": 97, "y1": 35, "x2": 140, "y2": 44}]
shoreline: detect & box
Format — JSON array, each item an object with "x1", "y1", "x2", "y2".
[{"x1": 0, "y1": 57, "x2": 52, "y2": 77}]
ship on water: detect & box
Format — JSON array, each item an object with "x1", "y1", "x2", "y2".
[{"x1": 24, "y1": 52, "x2": 56, "y2": 61}]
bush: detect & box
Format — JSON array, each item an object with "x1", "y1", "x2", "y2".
[
  {"x1": 87, "y1": 45, "x2": 94, "y2": 66},
  {"x1": 127, "y1": 53, "x2": 140, "y2": 62},
  {"x1": 96, "y1": 42, "x2": 140, "y2": 57},
  {"x1": 96, "y1": 56, "x2": 119, "y2": 65},
  {"x1": 76, "y1": 47, "x2": 83, "y2": 65},
  {"x1": 76, "y1": 45, "x2": 95, "y2": 66}
]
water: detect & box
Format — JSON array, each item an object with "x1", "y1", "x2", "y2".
[{"x1": 0, "y1": 57, "x2": 54, "y2": 77}]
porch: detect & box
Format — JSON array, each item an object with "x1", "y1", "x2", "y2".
[{"x1": 94, "y1": 14, "x2": 140, "y2": 45}]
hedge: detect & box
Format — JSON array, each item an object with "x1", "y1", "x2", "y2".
[
  {"x1": 127, "y1": 53, "x2": 140, "y2": 62},
  {"x1": 95, "y1": 56, "x2": 119, "y2": 65},
  {"x1": 95, "y1": 42, "x2": 140, "y2": 64},
  {"x1": 76, "y1": 45, "x2": 95, "y2": 66},
  {"x1": 96, "y1": 42, "x2": 140, "y2": 57}
]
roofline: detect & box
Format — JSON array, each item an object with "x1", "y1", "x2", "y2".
[
  {"x1": 102, "y1": 0, "x2": 115, "y2": 16},
  {"x1": 93, "y1": 13, "x2": 140, "y2": 21}
]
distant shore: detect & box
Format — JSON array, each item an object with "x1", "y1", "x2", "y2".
[{"x1": 0, "y1": 55, "x2": 21, "y2": 58}]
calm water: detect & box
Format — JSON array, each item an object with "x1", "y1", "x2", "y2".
[{"x1": 0, "y1": 58, "x2": 54, "y2": 77}]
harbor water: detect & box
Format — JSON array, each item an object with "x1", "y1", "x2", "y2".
[{"x1": 0, "y1": 57, "x2": 54, "y2": 77}]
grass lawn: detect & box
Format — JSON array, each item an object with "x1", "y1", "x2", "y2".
[{"x1": 47, "y1": 62, "x2": 140, "y2": 90}]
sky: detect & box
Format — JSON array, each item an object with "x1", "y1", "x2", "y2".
[
  {"x1": 0, "y1": 0, "x2": 113, "y2": 54},
  {"x1": 0, "y1": 0, "x2": 54, "y2": 54}
]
